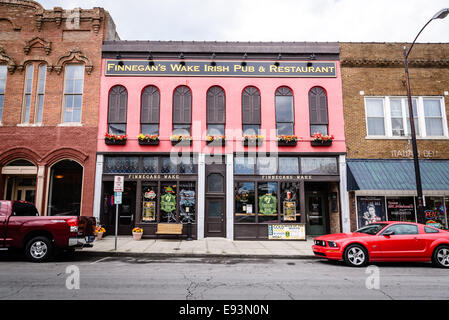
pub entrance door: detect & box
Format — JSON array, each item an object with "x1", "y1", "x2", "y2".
[
  {"x1": 306, "y1": 191, "x2": 327, "y2": 236},
  {"x1": 204, "y1": 156, "x2": 226, "y2": 237}
]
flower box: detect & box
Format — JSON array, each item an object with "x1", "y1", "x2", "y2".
[
  {"x1": 104, "y1": 137, "x2": 127, "y2": 145},
  {"x1": 311, "y1": 132, "x2": 334, "y2": 146},
  {"x1": 105, "y1": 133, "x2": 127, "y2": 145},
  {"x1": 170, "y1": 136, "x2": 193, "y2": 146},
  {"x1": 206, "y1": 135, "x2": 226, "y2": 146},
  {"x1": 277, "y1": 135, "x2": 298, "y2": 146},
  {"x1": 242, "y1": 135, "x2": 264, "y2": 146},
  {"x1": 311, "y1": 140, "x2": 332, "y2": 146},
  {"x1": 137, "y1": 134, "x2": 159, "y2": 145}
]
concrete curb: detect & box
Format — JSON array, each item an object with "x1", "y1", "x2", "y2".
[{"x1": 80, "y1": 250, "x2": 319, "y2": 260}]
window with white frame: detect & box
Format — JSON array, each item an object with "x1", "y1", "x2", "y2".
[
  {"x1": 365, "y1": 96, "x2": 447, "y2": 138},
  {"x1": 35, "y1": 64, "x2": 46, "y2": 124},
  {"x1": 0, "y1": 65, "x2": 7, "y2": 123},
  {"x1": 22, "y1": 64, "x2": 34, "y2": 123},
  {"x1": 62, "y1": 64, "x2": 84, "y2": 123}
]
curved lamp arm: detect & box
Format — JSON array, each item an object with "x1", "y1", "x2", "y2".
[{"x1": 405, "y1": 8, "x2": 449, "y2": 58}]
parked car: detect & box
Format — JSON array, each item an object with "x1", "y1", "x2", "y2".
[
  {"x1": 0, "y1": 200, "x2": 96, "y2": 262},
  {"x1": 312, "y1": 222, "x2": 449, "y2": 268}
]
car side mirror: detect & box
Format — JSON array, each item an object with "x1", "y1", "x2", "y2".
[{"x1": 383, "y1": 230, "x2": 394, "y2": 237}]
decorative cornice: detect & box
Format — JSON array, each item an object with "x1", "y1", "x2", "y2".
[
  {"x1": 341, "y1": 58, "x2": 449, "y2": 68},
  {"x1": 35, "y1": 7, "x2": 103, "y2": 34},
  {"x1": 24, "y1": 37, "x2": 52, "y2": 55},
  {"x1": 53, "y1": 47, "x2": 93, "y2": 75},
  {"x1": 0, "y1": 46, "x2": 17, "y2": 74}
]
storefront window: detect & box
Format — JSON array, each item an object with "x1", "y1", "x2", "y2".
[
  {"x1": 160, "y1": 182, "x2": 177, "y2": 222},
  {"x1": 161, "y1": 157, "x2": 177, "y2": 174},
  {"x1": 424, "y1": 196, "x2": 448, "y2": 229},
  {"x1": 104, "y1": 156, "x2": 139, "y2": 174},
  {"x1": 280, "y1": 182, "x2": 300, "y2": 223},
  {"x1": 257, "y1": 157, "x2": 277, "y2": 175},
  {"x1": 258, "y1": 182, "x2": 278, "y2": 223},
  {"x1": 278, "y1": 157, "x2": 299, "y2": 174},
  {"x1": 234, "y1": 156, "x2": 255, "y2": 175},
  {"x1": 301, "y1": 157, "x2": 338, "y2": 175},
  {"x1": 386, "y1": 197, "x2": 416, "y2": 222},
  {"x1": 142, "y1": 183, "x2": 157, "y2": 222},
  {"x1": 142, "y1": 157, "x2": 158, "y2": 173},
  {"x1": 179, "y1": 156, "x2": 196, "y2": 174},
  {"x1": 357, "y1": 196, "x2": 386, "y2": 228},
  {"x1": 235, "y1": 182, "x2": 255, "y2": 223},
  {"x1": 179, "y1": 182, "x2": 196, "y2": 223}
]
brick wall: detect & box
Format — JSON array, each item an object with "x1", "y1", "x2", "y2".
[
  {"x1": 340, "y1": 42, "x2": 449, "y2": 160},
  {"x1": 0, "y1": 0, "x2": 118, "y2": 216}
]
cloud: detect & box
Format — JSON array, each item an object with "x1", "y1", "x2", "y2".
[{"x1": 37, "y1": 0, "x2": 449, "y2": 42}]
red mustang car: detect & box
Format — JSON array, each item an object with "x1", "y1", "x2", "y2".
[{"x1": 312, "y1": 222, "x2": 449, "y2": 267}]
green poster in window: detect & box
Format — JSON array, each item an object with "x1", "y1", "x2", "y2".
[
  {"x1": 259, "y1": 194, "x2": 277, "y2": 214},
  {"x1": 161, "y1": 193, "x2": 176, "y2": 213}
]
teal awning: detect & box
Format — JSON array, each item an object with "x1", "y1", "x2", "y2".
[{"x1": 347, "y1": 159, "x2": 449, "y2": 191}]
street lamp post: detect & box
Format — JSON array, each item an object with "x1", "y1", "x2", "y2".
[{"x1": 403, "y1": 8, "x2": 449, "y2": 223}]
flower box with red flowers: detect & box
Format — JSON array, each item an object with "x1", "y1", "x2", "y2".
[
  {"x1": 170, "y1": 135, "x2": 192, "y2": 146},
  {"x1": 277, "y1": 135, "x2": 298, "y2": 146},
  {"x1": 206, "y1": 135, "x2": 226, "y2": 146},
  {"x1": 243, "y1": 135, "x2": 264, "y2": 146},
  {"x1": 137, "y1": 134, "x2": 160, "y2": 145},
  {"x1": 105, "y1": 133, "x2": 127, "y2": 145},
  {"x1": 311, "y1": 132, "x2": 334, "y2": 146}
]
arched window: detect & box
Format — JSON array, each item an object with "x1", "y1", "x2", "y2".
[
  {"x1": 108, "y1": 85, "x2": 128, "y2": 135},
  {"x1": 242, "y1": 86, "x2": 261, "y2": 135},
  {"x1": 173, "y1": 86, "x2": 192, "y2": 135},
  {"x1": 22, "y1": 63, "x2": 34, "y2": 123},
  {"x1": 275, "y1": 87, "x2": 294, "y2": 136},
  {"x1": 207, "y1": 86, "x2": 225, "y2": 136},
  {"x1": 47, "y1": 159, "x2": 83, "y2": 216},
  {"x1": 35, "y1": 64, "x2": 47, "y2": 124},
  {"x1": 141, "y1": 85, "x2": 160, "y2": 135},
  {"x1": 309, "y1": 87, "x2": 329, "y2": 135},
  {"x1": 0, "y1": 64, "x2": 7, "y2": 123},
  {"x1": 63, "y1": 64, "x2": 84, "y2": 123}
]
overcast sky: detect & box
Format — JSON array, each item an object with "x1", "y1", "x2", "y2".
[{"x1": 38, "y1": 0, "x2": 449, "y2": 43}]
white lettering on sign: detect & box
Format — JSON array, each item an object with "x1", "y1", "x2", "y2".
[
  {"x1": 391, "y1": 150, "x2": 439, "y2": 158},
  {"x1": 114, "y1": 176, "x2": 124, "y2": 192}
]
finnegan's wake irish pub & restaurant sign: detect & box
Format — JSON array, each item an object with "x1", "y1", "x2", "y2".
[{"x1": 105, "y1": 60, "x2": 337, "y2": 78}]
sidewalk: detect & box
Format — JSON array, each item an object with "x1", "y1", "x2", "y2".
[{"x1": 82, "y1": 236, "x2": 316, "y2": 259}]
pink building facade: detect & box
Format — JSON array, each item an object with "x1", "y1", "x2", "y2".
[{"x1": 94, "y1": 41, "x2": 349, "y2": 240}]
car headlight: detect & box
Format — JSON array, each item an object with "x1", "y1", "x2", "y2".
[
  {"x1": 314, "y1": 240, "x2": 326, "y2": 246},
  {"x1": 327, "y1": 241, "x2": 338, "y2": 248}
]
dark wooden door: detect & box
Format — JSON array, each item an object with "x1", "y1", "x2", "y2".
[{"x1": 204, "y1": 157, "x2": 226, "y2": 237}]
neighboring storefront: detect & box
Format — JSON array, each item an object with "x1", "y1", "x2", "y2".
[
  {"x1": 95, "y1": 41, "x2": 348, "y2": 239},
  {"x1": 340, "y1": 42, "x2": 449, "y2": 231},
  {"x1": 348, "y1": 159, "x2": 449, "y2": 229},
  {"x1": 0, "y1": 1, "x2": 118, "y2": 217}
]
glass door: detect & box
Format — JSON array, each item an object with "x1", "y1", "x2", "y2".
[{"x1": 306, "y1": 192, "x2": 327, "y2": 235}]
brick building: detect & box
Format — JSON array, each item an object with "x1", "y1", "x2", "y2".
[
  {"x1": 95, "y1": 41, "x2": 348, "y2": 239},
  {"x1": 0, "y1": 0, "x2": 118, "y2": 217},
  {"x1": 340, "y1": 42, "x2": 449, "y2": 231}
]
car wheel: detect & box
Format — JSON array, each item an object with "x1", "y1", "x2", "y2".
[
  {"x1": 432, "y1": 245, "x2": 449, "y2": 268},
  {"x1": 344, "y1": 244, "x2": 368, "y2": 267},
  {"x1": 25, "y1": 236, "x2": 53, "y2": 262}
]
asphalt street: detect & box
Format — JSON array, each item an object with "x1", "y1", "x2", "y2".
[{"x1": 0, "y1": 251, "x2": 449, "y2": 300}]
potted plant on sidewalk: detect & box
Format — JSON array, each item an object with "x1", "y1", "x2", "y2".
[
  {"x1": 132, "y1": 227, "x2": 143, "y2": 240},
  {"x1": 95, "y1": 225, "x2": 106, "y2": 240}
]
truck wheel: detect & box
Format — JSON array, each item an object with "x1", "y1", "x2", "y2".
[
  {"x1": 432, "y1": 245, "x2": 449, "y2": 268},
  {"x1": 25, "y1": 236, "x2": 53, "y2": 262}
]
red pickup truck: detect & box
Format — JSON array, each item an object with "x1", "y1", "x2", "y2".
[{"x1": 0, "y1": 200, "x2": 96, "y2": 262}]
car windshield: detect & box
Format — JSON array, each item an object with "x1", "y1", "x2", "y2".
[{"x1": 355, "y1": 223, "x2": 388, "y2": 235}]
